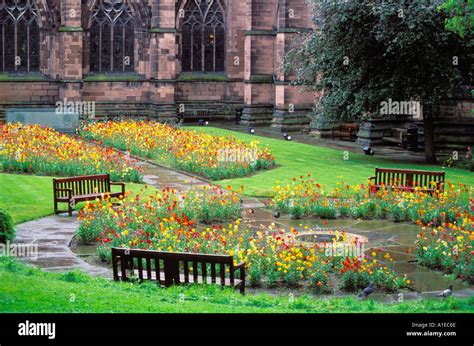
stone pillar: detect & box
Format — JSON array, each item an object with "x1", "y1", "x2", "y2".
[
  {"x1": 272, "y1": 0, "x2": 314, "y2": 132},
  {"x1": 149, "y1": 0, "x2": 177, "y2": 121},
  {"x1": 58, "y1": 0, "x2": 84, "y2": 117},
  {"x1": 240, "y1": 0, "x2": 277, "y2": 127}
]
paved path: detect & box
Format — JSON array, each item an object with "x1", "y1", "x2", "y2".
[
  {"x1": 13, "y1": 157, "x2": 262, "y2": 277},
  {"x1": 207, "y1": 122, "x2": 427, "y2": 164},
  {"x1": 136, "y1": 158, "x2": 264, "y2": 208},
  {"x1": 14, "y1": 215, "x2": 112, "y2": 277}
]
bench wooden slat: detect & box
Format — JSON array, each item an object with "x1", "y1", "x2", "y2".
[
  {"x1": 193, "y1": 261, "x2": 198, "y2": 283},
  {"x1": 183, "y1": 261, "x2": 189, "y2": 284},
  {"x1": 202, "y1": 261, "x2": 207, "y2": 281},
  {"x1": 120, "y1": 255, "x2": 127, "y2": 280},
  {"x1": 112, "y1": 248, "x2": 245, "y2": 294},
  {"x1": 146, "y1": 258, "x2": 152, "y2": 280},
  {"x1": 210, "y1": 263, "x2": 216, "y2": 284},
  {"x1": 370, "y1": 168, "x2": 445, "y2": 194},
  {"x1": 220, "y1": 264, "x2": 226, "y2": 287},
  {"x1": 229, "y1": 265, "x2": 235, "y2": 286},
  {"x1": 154, "y1": 258, "x2": 160, "y2": 282},
  {"x1": 53, "y1": 174, "x2": 126, "y2": 216},
  {"x1": 129, "y1": 270, "x2": 242, "y2": 286},
  {"x1": 137, "y1": 257, "x2": 143, "y2": 281}
]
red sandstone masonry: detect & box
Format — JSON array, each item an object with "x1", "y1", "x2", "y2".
[
  {"x1": 176, "y1": 82, "x2": 242, "y2": 102},
  {"x1": 0, "y1": 0, "x2": 469, "y2": 131},
  {"x1": 0, "y1": 83, "x2": 59, "y2": 102},
  {"x1": 83, "y1": 82, "x2": 151, "y2": 103},
  {"x1": 0, "y1": 0, "x2": 315, "y2": 120},
  {"x1": 16, "y1": 0, "x2": 464, "y2": 130}
]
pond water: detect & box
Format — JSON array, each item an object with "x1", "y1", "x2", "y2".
[{"x1": 242, "y1": 208, "x2": 472, "y2": 294}]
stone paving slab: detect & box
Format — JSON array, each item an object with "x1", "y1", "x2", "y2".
[{"x1": 14, "y1": 215, "x2": 113, "y2": 278}]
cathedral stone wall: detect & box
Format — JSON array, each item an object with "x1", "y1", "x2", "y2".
[{"x1": 0, "y1": 0, "x2": 315, "y2": 130}]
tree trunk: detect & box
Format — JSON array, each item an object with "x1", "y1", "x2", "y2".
[{"x1": 423, "y1": 104, "x2": 437, "y2": 164}]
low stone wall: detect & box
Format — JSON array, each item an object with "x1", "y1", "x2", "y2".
[
  {"x1": 356, "y1": 118, "x2": 412, "y2": 147},
  {"x1": 310, "y1": 97, "x2": 474, "y2": 154}
]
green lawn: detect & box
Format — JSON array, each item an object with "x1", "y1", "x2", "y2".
[
  {"x1": 191, "y1": 127, "x2": 474, "y2": 197},
  {"x1": 0, "y1": 173, "x2": 152, "y2": 225},
  {"x1": 1, "y1": 258, "x2": 472, "y2": 313},
  {"x1": 2, "y1": 127, "x2": 472, "y2": 222}
]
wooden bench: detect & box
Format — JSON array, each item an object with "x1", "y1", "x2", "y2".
[
  {"x1": 369, "y1": 168, "x2": 445, "y2": 194},
  {"x1": 382, "y1": 128, "x2": 408, "y2": 148},
  {"x1": 53, "y1": 174, "x2": 126, "y2": 216},
  {"x1": 332, "y1": 123, "x2": 359, "y2": 142},
  {"x1": 111, "y1": 248, "x2": 246, "y2": 294}
]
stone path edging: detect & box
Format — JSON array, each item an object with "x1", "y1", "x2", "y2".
[{"x1": 14, "y1": 215, "x2": 112, "y2": 277}]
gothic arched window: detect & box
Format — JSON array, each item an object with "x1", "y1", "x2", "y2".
[
  {"x1": 0, "y1": 0, "x2": 40, "y2": 72},
  {"x1": 90, "y1": 0, "x2": 135, "y2": 73},
  {"x1": 181, "y1": 0, "x2": 225, "y2": 72}
]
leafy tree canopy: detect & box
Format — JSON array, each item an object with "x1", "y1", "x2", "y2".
[
  {"x1": 439, "y1": 0, "x2": 474, "y2": 37},
  {"x1": 284, "y1": 0, "x2": 472, "y2": 124}
]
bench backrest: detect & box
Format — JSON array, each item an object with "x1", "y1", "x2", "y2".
[
  {"x1": 111, "y1": 248, "x2": 237, "y2": 287},
  {"x1": 53, "y1": 174, "x2": 111, "y2": 197},
  {"x1": 374, "y1": 168, "x2": 445, "y2": 190},
  {"x1": 340, "y1": 123, "x2": 359, "y2": 131}
]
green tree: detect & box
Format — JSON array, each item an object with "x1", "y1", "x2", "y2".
[
  {"x1": 285, "y1": 0, "x2": 471, "y2": 163},
  {"x1": 439, "y1": 0, "x2": 474, "y2": 111},
  {"x1": 439, "y1": 0, "x2": 474, "y2": 37}
]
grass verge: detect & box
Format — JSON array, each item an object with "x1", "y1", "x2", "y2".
[
  {"x1": 191, "y1": 127, "x2": 474, "y2": 197},
  {"x1": 0, "y1": 258, "x2": 472, "y2": 313},
  {"x1": 0, "y1": 173, "x2": 152, "y2": 225}
]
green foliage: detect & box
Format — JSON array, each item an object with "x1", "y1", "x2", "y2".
[
  {"x1": 338, "y1": 262, "x2": 407, "y2": 293},
  {"x1": 83, "y1": 73, "x2": 144, "y2": 82},
  {"x1": 177, "y1": 72, "x2": 228, "y2": 82},
  {"x1": 2, "y1": 257, "x2": 473, "y2": 313},
  {"x1": 0, "y1": 173, "x2": 154, "y2": 225},
  {"x1": 416, "y1": 220, "x2": 473, "y2": 283},
  {"x1": 340, "y1": 270, "x2": 371, "y2": 292},
  {"x1": 0, "y1": 208, "x2": 15, "y2": 243},
  {"x1": 311, "y1": 204, "x2": 337, "y2": 219},
  {"x1": 439, "y1": 0, "x2": 474, "y2": 37},
  {"x1": 192, "y1": 127, "x2": 474, "y2": 197},
  {"x1": 59, "y1": 271, "x2": 91, "y2": 283},
  {"x1": 443, "y1": 146, "x2": 474, "y2": 171},
  {"x1": 270, "y1": 177, "x2": 470, "y2": 231},
  {"x1": 284, "y1": 0, "x2": 471, "y2": 124}
]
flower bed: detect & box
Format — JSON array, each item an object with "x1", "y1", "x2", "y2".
[
  {"x1": 270, "y1": 175, "x2": 470, "y2": 225},
  {"x1": 270, "y1": 175, "x2": 473, "y2": 282},
  {"x1": 77, "y1": 184, "x2": 243, "y2": 243},
  {"x1": 416, "y1": 215, "x2": 474, "y2": 283},
  {"x1": 78, "y1": 188, "x2": 408, "y2": 293},
  {"x1": 0, "y1": 123, "x2": 142, "y2": 182},
  {"x1": 337, "y1": 252, "x2": 407, "y2": 292},
  {"x1": 79, "y1": 120, "x2": 275, "y2": 180}
]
